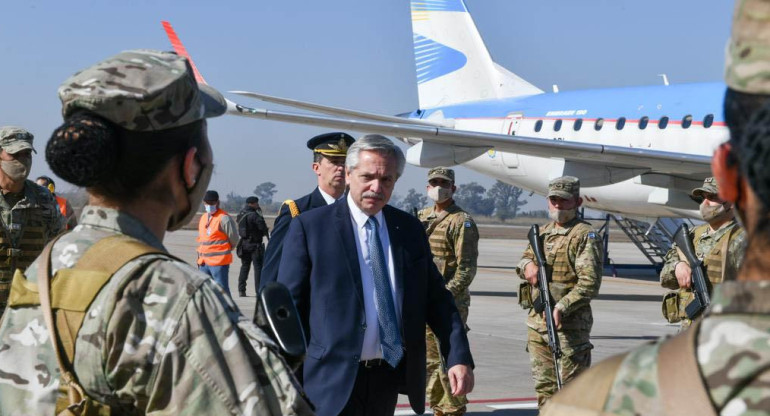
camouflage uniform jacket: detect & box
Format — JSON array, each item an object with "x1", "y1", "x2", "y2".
[
  {"x1": 418, "y1": 202, "x2": 479, "y2": 308},
  {"x1": 516, "y1": 219, "x2": 603, "y2": 333},
  {"x1": 595, "y1": 281, "x2": 770, "y2": 415},
  {"x1": 0, "y1": 180, "x2": 64, "y2": 318},
  {"x1": 0, "y1": 206, "x2": 311, "y2": 415},
  {"x1": 660, "y1": 219, "x2": 745, "y2": 289}
]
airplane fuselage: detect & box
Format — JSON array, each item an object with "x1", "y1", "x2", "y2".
[{"x1": 411, "y1": 82, "x2": 727, "y2": 219}]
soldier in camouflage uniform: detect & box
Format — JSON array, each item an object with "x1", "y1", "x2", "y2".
[
  {"x1": 0, "y1": 126, "x2": 63, "y2": 319},
  {"x1": 660, "y1": 178, "x2": 745, "y2": 329},
  {"x1": 417, "y1": 167, "x2": 479, "y2": 416},
  {"x1": 516, "y1": 176, "x2": 602, "y2": 408},
  {"x1": 0, "y1": 50, "x2": 311, "y2": 415},
  {"x1": 542, "y1": 2, "x2": 770, "y2": 413}
]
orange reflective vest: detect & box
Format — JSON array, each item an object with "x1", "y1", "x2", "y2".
[
  {"x1": 197, "y1": 209, "x2": 233, "y2": 266},
  {"x1": 55, "y1": 195, "x2": 68, "y2": 218}
]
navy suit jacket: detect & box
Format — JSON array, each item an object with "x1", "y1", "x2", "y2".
[
  {"x1": 260, "y1": 187, "x2": 327, "y2": 292},
  {"x1": 277, "y1": 199, "x2": 473, "y2": 416}
]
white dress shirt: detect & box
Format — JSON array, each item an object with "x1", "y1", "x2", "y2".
[{"x1": 347, "y1": 194, "x2": 402, "y2": 360}]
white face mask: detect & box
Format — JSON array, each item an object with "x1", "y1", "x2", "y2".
[
  {"x1": 549, "y1": 208, "x2": 577, "y2": 224},
  {"x1": 204, "y1": 204, "x2": 216, "y2": 214},
  {"x1": 427, "y1": 185, "x2": 452, "y2": 203}
]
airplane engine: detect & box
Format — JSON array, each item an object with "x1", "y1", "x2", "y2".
[{"x1": 405, "y1": 140, "x2": 488, "y2": 167}]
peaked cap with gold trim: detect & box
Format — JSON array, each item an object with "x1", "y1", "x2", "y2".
[{"x1": 307, "y1": 132, "x2": 355, "y2": 157}]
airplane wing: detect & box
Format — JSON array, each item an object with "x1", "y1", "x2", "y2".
[
  {"x1": 160, "y1": 21, "x2": 710, "y2": 179},
  {"x1": 232, "y1": 91, "x2": 453, "y2": 128},
  {"x1": 224, "y1": 94, "x2": 711, "y2": 177}
]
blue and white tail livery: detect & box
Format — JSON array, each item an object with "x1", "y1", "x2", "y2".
[
  {"x1": 168, "y1": 1, "x2": 729, "y2": 220},
  {"x1": 411, "y1": 0, "x2": 541, "y2": 108}
]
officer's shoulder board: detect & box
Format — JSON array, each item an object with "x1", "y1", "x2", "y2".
[{"x1": 281, "y1": 199, "x2": 301, "y2": 218}]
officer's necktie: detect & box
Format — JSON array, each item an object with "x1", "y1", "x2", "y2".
[{"x1": 365, "y1": 216, "x2": 403, "y2": 368}]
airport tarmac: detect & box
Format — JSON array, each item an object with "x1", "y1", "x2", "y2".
[{"x1": 165, "y1": 230, "x2": 677, "y2": 415}]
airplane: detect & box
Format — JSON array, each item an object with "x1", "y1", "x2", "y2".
[{"x1": 162, "y1": 0, "x2": 726, "y2": 223}]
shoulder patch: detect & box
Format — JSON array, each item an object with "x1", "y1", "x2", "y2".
[
  {"x1": 588, "y1": 231, "x2": 597, "y2": 239},
  {"x1": 464, "y1": 221, "x2": 471, "y2": 228}
]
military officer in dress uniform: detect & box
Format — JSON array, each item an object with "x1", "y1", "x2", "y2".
[{"x1": 259, "y1": 132, "x2": 355, "y2": 291}]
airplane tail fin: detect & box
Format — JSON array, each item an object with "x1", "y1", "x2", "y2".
[{"x1": 410, "y1": 0, "x2": 542, "y2": 109}]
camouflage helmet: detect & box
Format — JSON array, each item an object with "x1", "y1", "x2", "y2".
[
  {"x1": 0, "y1": 126, "x2": 35, "y2": 154},
  {"x1": 58, "y1": 49, "x2": 226, "y2": 131},
  {"x1": 725, "y1": 0, "x2": 770, "y2": 94},
  {"x1": 547, "y1": 176, "x2": 580, "y2": 199},
  {"x1": 428, "y1": 167, "x2": 455, "y2": 182},
  {"x1": 691, "y1": 177, "x2": 720, "y2": 202}
]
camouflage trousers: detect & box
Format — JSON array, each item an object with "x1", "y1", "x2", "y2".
[
  {"x1": 426, "y1": 305, "x2": 469, "y2": 415},
  {"x1": 526, "y1": 327, "x2": 591, "y2": 408}
]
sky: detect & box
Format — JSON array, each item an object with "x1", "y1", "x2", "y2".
[{"x1": 0, "y1": 0, "x2": 734, "y2": 208}]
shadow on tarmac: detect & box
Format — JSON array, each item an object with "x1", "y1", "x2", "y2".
[
  {"x1": 591, "y1": 335, "x2": 660, "y2": 340},
  {"x1": 470, "y1": 291, "x2": 661, "y2": 303}
]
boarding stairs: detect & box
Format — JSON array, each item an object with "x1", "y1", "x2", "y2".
[{"x1": 611, "y1": 216, "x2": 694, "y2": 266}]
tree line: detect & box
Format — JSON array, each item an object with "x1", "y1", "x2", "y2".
[{"x1": 61, "y1": 180, "x2": 537, "y2": 221}]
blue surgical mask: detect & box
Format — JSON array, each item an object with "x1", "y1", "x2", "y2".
[{"x1": 204, "y1": 204, "x2": 216, "y2": 214}]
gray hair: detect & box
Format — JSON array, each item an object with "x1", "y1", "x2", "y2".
[{"x1": 345, "y1": 134, "x2": 406, "y2": 178}]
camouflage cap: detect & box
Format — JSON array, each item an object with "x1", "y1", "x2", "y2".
[
  {"x1": 58, "y1": 49, "x2": 227, "y2": 132},
  {"x1": 725, "y1": 0, "x2": 770, "y2": 93},
  {"x1": 691, "y1": 177, "x2": 720, "y2": 201},
  {"x1": 547, "y1": 176, "x2": 580, "y2": 199},
  {"x1": 428, "y1": 166, "x2": 455, "y2": 182},
  {"x1": 0, "y1": 126, "x2": 35, "y2": 154}
]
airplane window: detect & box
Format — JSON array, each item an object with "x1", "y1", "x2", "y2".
[
  {"x1": 554, "y1": 119, "x2": 562, "y2": 131},
  {"x1": 658, "y1": 116, "x2": 669, "y2": 129},
  {"x1": 616, "y1": 117, "x2": 626, "y2": 130},
  {"x1": 573, "y1": 118, "x2": 583, "y2": 131},
  {"x1": 682, "y1": 115, "x2": 692, "y2": 129},
  {"x1": 704, "y1": 114, "x2": 714, "y2": 128},
  {"x1": 639, "y1": 116, "x2": 649, "y2": 130},
  {"x1": 595, "y1": 118, "x2": 604, "y2": 131},
  {"x1": 535, "y1": 120, "x2": 543, "y2": 132}
]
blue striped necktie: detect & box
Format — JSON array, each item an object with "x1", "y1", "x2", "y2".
[{"x1": 365, "y1": 216, "x2": 403, "y2": 368}]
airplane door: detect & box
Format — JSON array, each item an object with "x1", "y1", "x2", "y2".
[
  {"x1": 503, "y1": 112, "x2": 523, "y2": 136},
  {"x1": 501, "y1": 113, "x2": 522, "y2": 169}
]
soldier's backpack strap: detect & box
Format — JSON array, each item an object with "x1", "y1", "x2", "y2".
[
  {"x1": 540, "y1": 352, "x2": 628, "y2": 415},
  {"x1": 658, "y1": 320, "x2": 717, "y2": 416},
  {"x1": 35, "y1": 234, "x2": 174, "y2": 415},
  {"x1": 283, "y1": 199, "x2": 300, "y2": 218},
  {"x1": 718, "y1": 225, "x2": 738, "y2": 282}
]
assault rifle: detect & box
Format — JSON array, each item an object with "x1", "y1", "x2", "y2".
[
  {"x1": 674, "y1": 224, "x2": 711, "y2": 319},
  {"x1": 256, "y1": 282, "x2": 307, "y2": 371},
  {"x1": 528, "y1": 224, "x2": 563, "y2": 390}
]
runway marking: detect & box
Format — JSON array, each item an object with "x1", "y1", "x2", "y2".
[{"x1": 487, "y1": 402, "x2": 539, "y2": 410}]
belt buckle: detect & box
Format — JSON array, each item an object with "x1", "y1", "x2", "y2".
[{"x1": 362, "y1": 359, "x2": 379, "y2": 368}]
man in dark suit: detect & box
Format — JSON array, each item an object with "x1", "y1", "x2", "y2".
[
  {"x1": 277, "y1": 135, "x2": 474, "y2": 416},
  {"x1": 259, "y1": 132, "x2": 355, "y2": 292}
]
